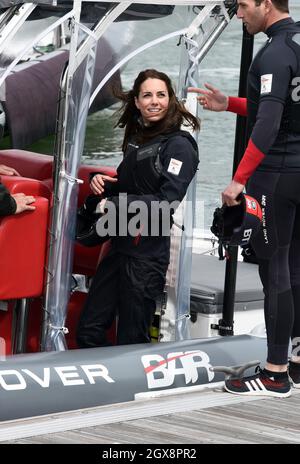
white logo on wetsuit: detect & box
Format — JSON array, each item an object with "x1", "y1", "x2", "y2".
[
  {"x1": 167, "y1": 158, "x2": 182, "y2": 175},
  {"x1": 261, "y1": 74, "x2": 273, "y2": 95}
]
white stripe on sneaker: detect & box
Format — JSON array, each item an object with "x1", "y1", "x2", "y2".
[
  {"x1": 245, "y1": 378, "x2": 267, "y2": 392},
  {"x1": 250, "y1": 379, "x2": 262, "y2": 391},
  {"x1": 245, "y1": 381, "x2": 255, "y2": 392},
  {"x1": 256, "y1": 378, "x2": 267, "y2": 391}
]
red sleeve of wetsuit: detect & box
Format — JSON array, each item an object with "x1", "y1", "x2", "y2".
[
  {"x1": 233, "y1": 138, "x2": 265, "y2": 185},
  {"x1": 226, "y1": 96, "x2": 248, "y2": 116}
]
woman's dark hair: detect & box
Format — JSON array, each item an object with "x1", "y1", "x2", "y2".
[{"x1": 115, "y1": 69, "x2": 200, "y2": 151}]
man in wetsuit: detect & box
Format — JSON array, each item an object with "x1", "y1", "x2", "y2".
[
  {"x1": 191, "y1": 0, "x2": 300, "y2": 397},
  {"x1": 0, "y1": 164, "x2": 35, "y2": 215}
]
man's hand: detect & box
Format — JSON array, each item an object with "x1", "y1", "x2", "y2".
[
  {"x1": 188, "y1": 83, "x2": 229, "y2": 112},
  {"x1": 0, "y1": 164, "x2": 20, "y2": 176},
  {"x1": 222, "y1": 180, "x2": 245, "y2": 206},
  {"x1": 12, "y1": 193, "x2": 36, "y2": 214},
  {"x1": 90, "y1": 174, "x2": 118, "y2": 195}
]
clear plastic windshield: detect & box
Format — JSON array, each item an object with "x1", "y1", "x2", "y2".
[
  {"x1": 90, "y1": 5, "x2": 196, "y2": 105},
  {"x1": 44, "y1": 21, "x2": 98, "y2": 351},
  {"x1": 0, "y1": 5, "x2": 72, "y2": 68}
]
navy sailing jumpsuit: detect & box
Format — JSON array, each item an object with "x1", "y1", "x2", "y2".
[{"x1": 77, "y1": 130, "x2": 199, "y2": 347}]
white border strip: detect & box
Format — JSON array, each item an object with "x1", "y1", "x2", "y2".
[{"x1": 2, "y1": 388, "x2": 299, "y2": 442}]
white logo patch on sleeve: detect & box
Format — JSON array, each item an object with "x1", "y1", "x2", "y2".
[
  {"x1": 261, "y1": 74, "x2": 273, "y2": 94},
  {"x1": 167, "y1": 158, "x2": 183, "y2": 176}
]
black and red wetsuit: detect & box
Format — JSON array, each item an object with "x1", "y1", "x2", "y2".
[{"x1": 228, "y1": 18, "x2": 300, "y2": 364}]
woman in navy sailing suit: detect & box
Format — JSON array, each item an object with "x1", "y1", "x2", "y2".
[{"x1": 77, "y1": 69, "x2": 199, "y2": 347}]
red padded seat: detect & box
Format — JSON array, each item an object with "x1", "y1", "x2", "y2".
[{"x1": 0, "y1": 149, "x2": 53, "y2": 180}]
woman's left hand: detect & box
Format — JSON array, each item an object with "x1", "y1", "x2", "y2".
[
  {"x1": 90, "y1": 174, "x2": 118, "y2": 195},
  {"x1": 97, "y1": 198, "x2": 107, "y2": 214},
  {"x1": 222, "y1": 180, "x2": 245, "y2": 206}
]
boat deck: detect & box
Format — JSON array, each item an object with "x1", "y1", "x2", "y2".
[{"x1": 1, "y1": 386, "x2": 300, "y2": 444}]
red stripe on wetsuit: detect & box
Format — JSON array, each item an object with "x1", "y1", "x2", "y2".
[
  {"x1": 227, "y1": 96, "x2": 265, "y2": 185},
  {"x1": 227, "y1": 96, "x2": 248, "y2": 117}
]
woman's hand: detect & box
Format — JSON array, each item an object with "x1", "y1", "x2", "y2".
[
  {"x1": 0, "y1": 164, "x2": 20, "y2": 176},
  {"x1": 96, "y1": 198, "x2": 107, "y2": 214},
  {"x1": 90, "y1": 174, "x2": 118, "y2": 195},
  {"x1": 222, "y1": 180, "x2": 245, "y2": 206},
  {"x1": 188, "y1": 83, "x2": 229, "y2": 112},
  {"x1": 12, "y1": 193, "x2": 36, "y2": 214}
]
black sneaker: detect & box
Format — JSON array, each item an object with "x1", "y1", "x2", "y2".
[
  {"x1": 224, "y1": 367, "x2": 291, "y2": 398},
  {"x1": 288, "y1": 361, "x2": 300, "y2": 389}
]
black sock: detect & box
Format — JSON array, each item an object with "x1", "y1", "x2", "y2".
[
  {"x1": 263, "y1": 368, "x2": 288, "y2": 380},
  {"x1": 289, "y1": 361, "x2": 300, "y2": 370}
]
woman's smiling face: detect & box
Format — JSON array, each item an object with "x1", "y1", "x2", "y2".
[{"x1": 134, "y1": 78, "x2": 170, "y2": 125}]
